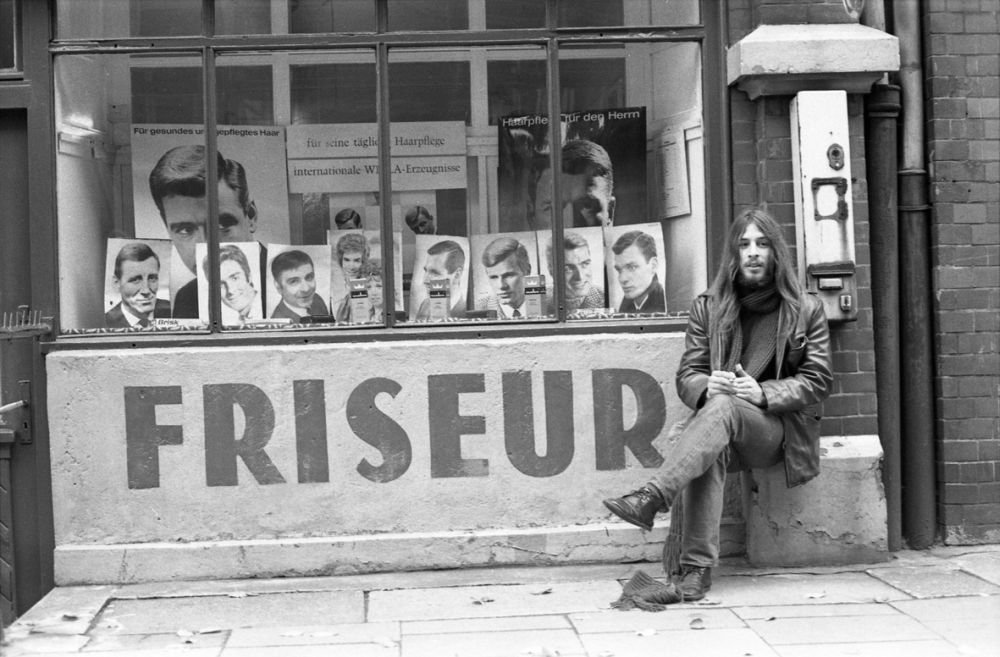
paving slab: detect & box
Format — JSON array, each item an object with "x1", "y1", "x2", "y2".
[
  {"x1": 746, "y1": 613, "x2": 939, "y2": 645},
  {"x1": 578, "y1": 627, "x2": 780, "y2": 657},
  {"x1": 402, "y1": 615, "x2": 571, "y2": 635},
  {"x1": 1, "y1": 633, "x2": 90, "y2": 656},
  {"x1": 83, "y1": 631, "x2": 229, "y2": 651},
  {"x1": 688, "y1": 571, "x2": 910, "y2": 607},
  {"x1": 890, "y1": 594, "x2": 1000, "y2": 621},
  {"x1": 222, "y1": 644, "x2": 396, "y2": 657},
  {"x1": 774, "y1": 639, "x2": 969, "y2": 657},
  {"x1": 867, "y1": 565, "x2": 1000, "y2": 598},
  {"x1": 368, "y1": 580, "x2": 621, "y2": 622},
  {"x1": 949, "y1": 550, "x2": 1000, "y2": 587},
  {"x1": 92, "y1": 591, "x2": 364, "y2": 634},
  {"x1": 227, "y1": 622, "x2": 400, "y2": 647},
  {"x1": 733, "y1": 602, "x2": 902, "y2": 619},
  {"x1": 569, "y1": 607, "x2": 745, "y2": 633},
  {"x1": 400, "y1": 628, "x2": 585, "y2": 657}
]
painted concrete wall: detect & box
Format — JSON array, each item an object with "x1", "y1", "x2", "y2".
[{"x1": 48, "y1": 333, "x2": 691, "y2": 580}]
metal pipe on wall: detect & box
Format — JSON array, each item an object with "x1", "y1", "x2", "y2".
[
  {"x1": 864, "y1": 81, "x2": 903, "y2": 552},
  {"x1": 892, "y1": 0, "x2": 937, "y2": 549}
]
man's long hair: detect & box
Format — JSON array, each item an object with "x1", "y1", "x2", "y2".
[{"x1": 708, "y1": 207, "x2": 803, "y2": 369}]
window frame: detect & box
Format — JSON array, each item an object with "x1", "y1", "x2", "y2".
[{"x1": 45, "y1": 0, "x2": 729, "y2": 349}]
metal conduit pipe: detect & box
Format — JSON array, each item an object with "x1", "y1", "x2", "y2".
[
  {"x1": 864, "y1": 79, "x2": 903, "y2": 552},
  {"x1": 892, "y1": 0, "x2": 937, "y2": 548}
]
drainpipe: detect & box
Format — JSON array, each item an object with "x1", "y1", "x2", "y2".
[
  {"x1": 864, "y1": 80, "x2": 902, "y2": 553},
  {"x1": 893, "y1": 0, "x2": 937, "y2": 548}
]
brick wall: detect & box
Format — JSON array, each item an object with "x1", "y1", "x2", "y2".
[
  {"x1": 728, "y1": 3, "x2": 880, "y2": 439},
  {"x1": 924, "y1": 0, "x2": 1000, "y2": 544}
]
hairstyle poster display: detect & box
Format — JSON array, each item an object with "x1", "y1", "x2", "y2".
[
  {"x1": 497, "y1": 107, "x2": 647, "y2": 232},
  {"x1": 265, "y1": 244, "x2": 333, "y2": 322},
  {"x1": 130, "y1": 125, "x2": 291, "y2": 300},
  {"x1": 470, "y1": 231, "x2": 540, "y2": 319},
  {"x1": 604, "y1": 222, "x2": 668, "y2": 314},
  {"x1": 408, "y1": 234, "x2": 471, "y2": 321},
  {"x1": 328, "y1": 230, "x2": 404, "y2": 320},
  {"x1": 103, "y1": 238, "x2": 173, "y2": 329},
  {"x1": 536, "y1": 226, "x2": 608, "y2": 313},
  {"x1": 195, "y1": 242, "x2": 265, "y2": 326}
]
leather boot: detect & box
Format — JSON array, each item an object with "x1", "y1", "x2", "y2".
[
  {"x1": 602, "y1": 485, "x2": 664, "y2": 531},
  {"x1": 678, "y1": 565, "x2": 712, "y2": 601}
]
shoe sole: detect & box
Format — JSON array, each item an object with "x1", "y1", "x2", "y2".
[{"x1": 602, "y1": 499, "x2": 654, "y2": 531}]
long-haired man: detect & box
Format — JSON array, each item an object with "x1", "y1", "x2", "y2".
[{"x1": 602, "y1": 207, "x2": 832, "y2": 601}]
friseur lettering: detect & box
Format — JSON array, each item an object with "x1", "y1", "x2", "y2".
[{"x1": 123, "y1": 370, "x2": 667, "y2": 489}]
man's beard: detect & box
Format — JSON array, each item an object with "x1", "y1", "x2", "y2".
[{"x1": 736, "y1": 270, "x2": 774, "y2": 290}]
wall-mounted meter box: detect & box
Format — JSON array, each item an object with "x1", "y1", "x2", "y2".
[{"x1": 790, "y1": 90, "x2": 858, "y2": 323}]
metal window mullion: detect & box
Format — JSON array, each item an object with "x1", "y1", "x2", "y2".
[
  {"x1": 375, "y1": 2, "x2": 395, "y2": 327},
  {"x1": 546, "y1": 37, "x2": 565, "y2": 323},
  {"x1": 203, "y1": 45, "x2": 222, "y2": 332}
]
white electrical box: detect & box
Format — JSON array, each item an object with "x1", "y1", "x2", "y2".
[{"x1": 790, "y1": 90, "x2": 858, "y2": 322}]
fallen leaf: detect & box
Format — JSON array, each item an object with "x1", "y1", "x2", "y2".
[
  {"x1": 696, "y1": 599, "x2": 721, "y2": 606},
  {"x1": 471, "y1": 596, "x2": 495, "y2": 605},
  {"x1": 60, "y1": 614, "x2": 79, "y2": 621},
  {"x1": 689, "y1": 617, "x2": 705, "y2": 630},
  {"x1": 766, "y1": 616, "x2": 776, "y2": 621},
  {"x1": 197, "y1": 628, "x2": 222, "y2": 635},
  {"x1": 530, "y1": 588, "x2": 553, "y2": 595},
  {"x1": 806, "y1": 592, "x2": 827, "y2": 599}
]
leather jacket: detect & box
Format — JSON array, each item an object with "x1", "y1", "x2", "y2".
[{"x1": 675, "y1": 292, "x2": 833, "y2": 487}]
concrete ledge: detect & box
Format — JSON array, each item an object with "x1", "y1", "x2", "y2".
[
  {"x1": 54, "y1": 519, "x2": 745, "y2": 585},
  {"x1": 728, "y1": 24, "x2": 900, "y2": 99},
  {"x1": 745, "y1": 435, "x2": 889, "y2": 567}
]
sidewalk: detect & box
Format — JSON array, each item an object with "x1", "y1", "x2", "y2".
[{"x1": 3, "y1": 544, "x2": 998, "y2": 657}]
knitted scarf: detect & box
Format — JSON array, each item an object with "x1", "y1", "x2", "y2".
[{"x1": 722, "y1": 283, "x2": 781, "y2": 378}]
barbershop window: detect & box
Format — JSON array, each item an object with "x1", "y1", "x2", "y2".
[
  {"x1": 52, "y1": 0, "x2": 714, "y2": 335},
  {"x1": 1, "y1": 0, "x2": 17, "y2": 74}
]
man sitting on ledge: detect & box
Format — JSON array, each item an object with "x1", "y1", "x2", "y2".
[{"x1": 603, "y1": 207, "x2": 832, "y2": 601}]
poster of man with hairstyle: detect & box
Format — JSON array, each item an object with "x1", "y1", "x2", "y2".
[
  {"x1": 265, "y1": 245, "x2": 332, "y2": 322},
  {"x1": 497, "y1": 107, "x2": 646, "y2": 232},
  {"x1": 195, "y1": 242, "x2": 265, "y2": 326},
  {"x1": 409, "y1": 235, "x2": 470, "y2": 321},
  {"x1": 470, "y1": 231, "x2": 539, "y2": 320},
  {"x1": 103, "y1": 238, "x2": 173, "y2": 329},
  {"x1": 604, "y1": 222, "x2": 667, "y2": 314},
  {"x1": 131, "y1": 125, "x2": 289, "y2": 316}
]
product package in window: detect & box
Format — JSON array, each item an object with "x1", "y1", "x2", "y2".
[
  {"x1": 103, "y1": 238, "x2": 174, "y2": 330},
  {"x1": 130, "y1": 125, "x2": 290, "y2": 316},
  {"x1": 604, "y1": 222, "x2": 668, "y2": 315},
  {"x1": 265, "y1": 245, "x2": 333, "y2": 323},
  {"x1": 195, "y1": 242, "x2": 267, "y2": 326},
  {"x1": 536, "y1": 226, "x2": 608, "y2": 315},
  {"x1": 497, "y1": 107, "x2": 646, "y2": 232},
  {"x1": 409, "y1": 234, "x2": 471, "y2": 321},
  {"x1": 470, "y1": 231, "x2": 543, "y2": 320},
  {"x1": 329, "y1": 229, "x2": 402, "y2": 324}
]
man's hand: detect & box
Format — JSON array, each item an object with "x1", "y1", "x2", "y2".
[
  {"x1": 706, "y1": 370, "x2": 737, "y2": 398},
  {"x1": 733, "y1": 364, "x2": 766, "y2": 407}
]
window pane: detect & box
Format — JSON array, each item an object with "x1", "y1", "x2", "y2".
[
  {"x1": 558, "y1": 0, "x2": 623, "y2": 28},
  {"x1": 133, "y1": 0, "x2": 201, "y2": 36},
  {"x1": 0, "y1": 0, "x2": 16, "y2": 71},
  {"x1": 556, "y1": 43, "x2": 705, "y2": 318},
  {"x1": 286, "y1": 51, "x2": 385, "y2": 326},
  {"x1": 389, "y1": 61, "x2": 470, "y2": 124},
  {"x1": 55, "y1": 52, "x2": 208, "y2": 333},
  {"x1": 387, "y1": 0, "x2": 468, "y2": 31},
  {"x1": 289, "y1": 0, "x2": 375, "y2": 34},
  {"x1": 131, "y1": 63, "x2": 273, "y2": 125},
  {"x1": 485, "y1": 1, "x2": 544, "y2": 29},
  {"x1": 216, "y1": 0, "x2": 271, "y2": 35}
]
